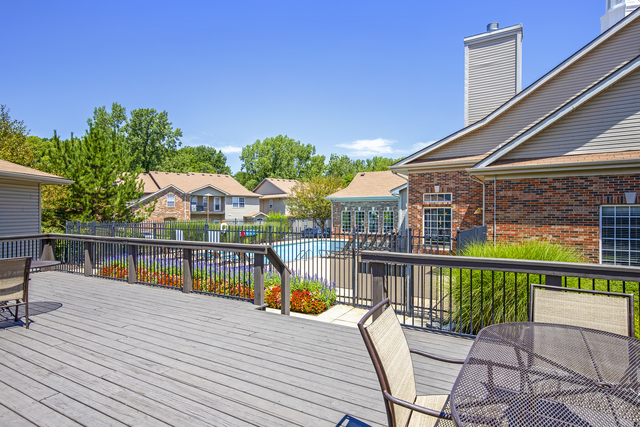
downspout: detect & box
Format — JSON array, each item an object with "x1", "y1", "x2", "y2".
[{"x1": 469, "y1": 175, "x2": 486, "y2": 225}]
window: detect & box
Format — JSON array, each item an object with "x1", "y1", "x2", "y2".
[
  {"x1": 214, "y1": 197, "x2": 221, "y2": 211},
  {"x1": 269, "y1": 200, "x2": 273, "y2": 210},
  {"x1": 167, "y1": 194, "x2": 175, "y2": 207},
  {"x1": 342, "y1": 211, "x2": 351, "y2": 233},
  {"x1": 368, "y1": 210, "x2": 379, "y2": 233},
  {"x1": 203, "y1": 197, "x2": 208, "y2": 211},
  {"x1": 423, "y1": 208, "x2": 452, "y2": 237},
  {"x1": 423, "y1": 193, "x2": 452, "y2": 203},
  {"x1": 233, "y1": 197, "x2": 245, "y2": 208},
  {"x1": 355, "y1": 211, "x2": 365, "y2": 232},
  {"x1": 601, "y1": 205, "x2": 640, "y2": 266},
  {"x1": 383, "y1": 210, "x2": 394, "y2": 232},
  {"x1": 191, "y1": 196, "x2": 197, "y2": 211}
]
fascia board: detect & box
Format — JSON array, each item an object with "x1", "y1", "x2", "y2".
[
  {"x1": 463, "y1": 24, "x2": 523, "y2": 45},
  {"x1": 393, "y1": 8, "x2": 640, "y2": 168},
  {"x1": 390, "y1": 160, "x2": 479, "y2": 173},
  {"x1": 130, "y1": 184, "x2": 184, "y2": 206},
  {"x1": 474, "y1": 56, "x2": 640, "y2": 169},
  {"x1": 389, "y1": 183, "x2": 408, "y2": 195},
  {"x1": 0, "y1": 171, "x2": 73, "y2": 185},
  {"x1": 469, "y1": 158, "x2": 640, "y2": 176}
]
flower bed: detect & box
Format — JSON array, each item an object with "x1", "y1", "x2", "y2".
[{"x1": 98, "y1": 257, "x2": 336, "y2": 314}]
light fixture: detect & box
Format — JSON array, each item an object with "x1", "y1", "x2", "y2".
[{"x1": 434, "y1": 185, "x2": 440, "y2": 193}]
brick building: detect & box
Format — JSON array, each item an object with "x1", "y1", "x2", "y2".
[
  {"x1": 326, "y1": 171, "x2": 407, "y2": 233},
  {"x1": 391, "y1": 8, "x2": 640, "y2": 264}
]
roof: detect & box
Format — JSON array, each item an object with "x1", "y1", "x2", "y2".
[
  {"x1": 243, "y1": 211, "x2": 268, "y2": 218},
  {"x1": 0, "y1": 159, "x2": 73, "y2": 185},
  {"x1": 253, "y1": 178, "x2": 300, "y2": 196},
  {"x1": 139, "y1": 171, "x2": 256, "y2": 197},
  {"x1": 326, "y1": 171, "x2": 407, "y2": 200},
  {"x1": 488, "y1": 151, "x2": 640, "y2": 168},
  {"x1": 393, "y1": 7, "x2": 640, "y2": 170}
]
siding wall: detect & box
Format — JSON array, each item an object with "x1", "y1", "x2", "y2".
[
  {"x1": 0, "y1": 179, "x2": 41, "y2": 236},
  {"x1": 224, "y1": 197, "x2": 261, "y2": 221},
  {"x1": 467, "y1": 36, "x2": 518, "y2": 125},
  {"x1": 429, "y1": 17, "x2": 640, "y2": 159},
  {"x1": 504, "y1": 67, "x2": 640, "y2": 159}
]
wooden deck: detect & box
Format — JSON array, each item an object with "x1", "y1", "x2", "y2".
[{"x1": 0, "y1": 271, "x2": 473, "y2": 427}]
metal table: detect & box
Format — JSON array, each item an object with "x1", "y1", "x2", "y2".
[{"x1": 451, "y1": 323, "x2": 640, "y2": 426}]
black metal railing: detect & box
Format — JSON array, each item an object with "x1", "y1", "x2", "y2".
[{"x1": 361, "y1": 251, "x2": 640, "y2": 338}]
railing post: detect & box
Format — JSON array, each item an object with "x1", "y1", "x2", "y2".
[
  {"x1": 371, "y1": 261, "x2": 386, "y2": 321},
  {"x1": 40, "y1": 238, "x2": 57, "y2": 272},
  {"x1": 281, "y1": 269, "x2": 290, "y2": 315},
  {"x1": 84, "y1": 241, "x2": 93, "y2": 277},
  {"x1": 182, "y1": 248, "x2": 192, "y2": 293},
  {"x1": 253, "y1": 254, "x2": 265, "y2": 308},
  {"x1": 128, "y1": 244, "x2": 137, "y2": 284}
]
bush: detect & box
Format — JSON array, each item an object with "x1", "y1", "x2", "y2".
[{"x1": 449, "y1": 240, "x2": 584, "y2": 334}]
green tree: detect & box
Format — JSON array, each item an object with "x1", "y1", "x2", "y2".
[
  {"x1": 326, "y1": 154, "x2": 401, "y2": 186},
  {"x1": 124, "y1": 108, "x2": 183, "y2": 172},
  {"x1": 87, "y1": 102, "x2": 128, "y2": 138},
  {"x1": 239, "y1": 135, "x2": 326, "y2": 190},
  {"x1": 0, "y1": 105, "x2": 34, "y2": 167},
  {"x1": 47, "y1": 125, "x2": 154, "y2": 223},
  {"x1": 287, "y1": 176, "x2": 343, "y2": 228},
  {"x1": 159, "y1": 146, "x2": 231, "y2": 174}
]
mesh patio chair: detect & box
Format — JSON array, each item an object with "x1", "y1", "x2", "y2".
[
  {"x1": 358, "y1": 298, "x2": 462, "y2": 427},
  {"x1": 529, "y1": 283, "x2": 635, "y2": 337},
  {"x1": 0, "y1": 257, "x2": 32, "y2": 328}
]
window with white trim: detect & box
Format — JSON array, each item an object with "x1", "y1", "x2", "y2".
[
  {"x1": 167, "y1": 194, "x2": 175, "y2": 207},
  {"x1": 191, "y1": 196, "x2": 197, "y2": 211},
  {"x1": 214, "y1": 197, "x2": 221, "y2": 211},
  {"x1": 423, "y1": 193, "x2": 452, "y2": 203},
  {"x1": 600, "y1": 205, "x2": 640, "y2": 266},
  {"x1": 423, "y1": 208, "x2": 452, "y2": 237},
  {"x1": 203, "y1": 197, "x2": 208, "y2": 211},
  {"x1": 355, "y1": 211, "x2": 365, "y2": 232},
  {"x1": 232, "y1": 197, "x2": 245, "y2": 208},
  {"x1": 383, "y1": 210, "x2": 394, "y2": 232},
  {"x1": 341, "y1": 211, "x2": 351, "y2": 233},
  {"x1": 368, "y1": 210, "x2": 379, "y2": 233},
  {"x1": 269, "y1": 200, "x2": 273, "y2": 209}
]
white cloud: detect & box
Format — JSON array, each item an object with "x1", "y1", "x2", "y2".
[
  {"x1": 216, "y1": 145, "x2": 243, "y2": 154},
  {"x1": 411, "y1": 140, "x2": 437, "y2": 152},
  {"x1": 336, "y1": 138, "x2": 398, "y2": 157}
]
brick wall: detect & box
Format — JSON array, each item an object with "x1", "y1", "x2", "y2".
[
  {"x1": 133, "y1": 188, "x2": 189, "y2": 221},
  {"x1": 408, "y1": 171, "x2": 484, "y2": 236},
  {"x1": 331, "y1": 201, "x2": 399, "y2": 233}
]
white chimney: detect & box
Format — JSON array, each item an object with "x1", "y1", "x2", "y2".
[
  {"x1": 601, "y1": 0, "x2": 640, "y2": 33},
  {"x1": 464, "y1": 23, "x2": 523, "y2": 127}
]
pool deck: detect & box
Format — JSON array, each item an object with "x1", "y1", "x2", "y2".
[{"x1": 0, "y1": 271, "x2": 473, "y2": 427}]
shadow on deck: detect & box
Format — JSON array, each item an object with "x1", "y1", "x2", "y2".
[{"x1": 0, "y1": 271, "x2": 472, "y2": 427}]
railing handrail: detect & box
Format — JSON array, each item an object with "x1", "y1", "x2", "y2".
[{"x1": 360, "y1": 250, "x2": 640, "y2": 282}]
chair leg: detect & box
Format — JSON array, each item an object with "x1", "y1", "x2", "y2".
[
  {"x1": 25, "y1": 300, "x2": 29, "y2": 329},
  {"x1": 14, "y1": 300, "x2": 19, "y2": 322}
]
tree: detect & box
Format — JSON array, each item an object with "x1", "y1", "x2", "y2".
[
  {"x1": 0, "y1": 105, "x2": 34, "y2": 167},
  {"x1": 287, "y1": 176, "x2": 343, "y2": 228},
  {"x1": 325, "y1": 154, "x2": 401, "y2": 186},
  {"x1": 239, "y1": 135, "x2": 326, "y2": 190},
  {"x1": 124, "y1": 108, "x2": 183, "y2": 172},
  {"x1": 159, "y1": 146, "x2": 231, "y2": 174},
  {"x1": 46, "y1": 125, "x2": 154, "y2": 223},
  {"x1": 87, "y1": 102, "x2": 127, "y2": 138}
]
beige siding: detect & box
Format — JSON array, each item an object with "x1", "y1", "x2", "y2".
[
  {"x1": 254, "y1": 180, "x2": 282, "y2": 196},
  {"x1": 504, "y1": 68, "x2": 640, "y2": 159},
  {"x1": 429, "y1": 17, "x2": 640, "y2": 160},
  {"x1": 0, "y1": 179, "x2": 41, "y2": 237},
  {"x1": 467, "y1": 36, "x2": 518, "y2": 125},
  {"x1": 224, "y1": 196, "x2": 261, "y2": 221}
]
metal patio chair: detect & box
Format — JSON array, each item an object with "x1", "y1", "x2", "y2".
[
  {"x1": 358, "y1": 298, "x2": 462, "y2": 427},
  {"x1": 530, "y1": 283, "x2": 635, "y2": 337},
  {"x1": 0, "y1": 257, "x2": 32, "y2": 328}
]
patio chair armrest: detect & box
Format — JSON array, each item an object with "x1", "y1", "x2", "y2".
[
  {"x1": 410, "y1": 348, "x2": 465, "y2": 364},
  {"x1": 382, "y1": 390, "x2": 453, "y2": 420}
]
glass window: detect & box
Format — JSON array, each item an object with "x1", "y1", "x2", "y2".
[
  {"x1": 423, "y1": 193, "x2": 452, "y2": 203},
  {"x1": 368, "y1": 210, "x2": 379, "y2": 233},
  {"x1": 383, "y1": 211, "x2": 394, "y2": 232},
  {"x1": 203, "y1": 197, "x2": 208, "y2": 210},
  {"x1": 423, "y1": 208, "x2": 452, "y2": 237},
  {"x1": 355, "y1": 211, "x2": 365, "y2": 232},
  {"x1": 233, "y1": 197, "x2": 245, "y2": 208},
  {"x1": 601, "y1": 205, "x2": 640, "y2": 266},
  {"x1": 214, "y1": 197, "x2": 221, "y2": 211},
  {"x1": 269, "y1": 200, "x2": 273, "y2": 209},
  {"x1": 191, "y1": 196, "x2": 197, "y2": 211},
  {"x1": 341, "y1": 211, "x2": 351, "y2": 233},
  {"x1": 167, "y1": 194, "x2": 175, "y2": 207}
]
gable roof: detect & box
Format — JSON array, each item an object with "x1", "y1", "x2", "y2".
[
  {"x1": 392, "y1": 7, "x2": 640, "y2": 171},
  {"x1": 253, "y1": 178, "x2": 300, "y2": 196},
  {"x1": 0, "y1": 159, "x2": 73, "y2": 185},
  {"x1": 326, "y1": 171, "x2": 407, "y2": 200},
  {"x1": 139, "y1": 171, "x2": 256, "y2": 197}
]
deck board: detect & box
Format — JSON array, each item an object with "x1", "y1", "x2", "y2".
[{"x1": 0, "y1": 272, "x2": 473, "y2": 427}]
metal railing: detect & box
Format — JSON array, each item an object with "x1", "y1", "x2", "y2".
[
  {"x1": 361, "y1": 251, "x2": 640, "y2": 338},
  {"x1": 0, "y1": 233, "x2": 292, "y2": 314}
]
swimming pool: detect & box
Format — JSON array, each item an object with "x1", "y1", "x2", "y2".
[{"x1": 272, "y1": 239, "x2": 347, "y2": 262}]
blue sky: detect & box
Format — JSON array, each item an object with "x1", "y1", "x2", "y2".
[{"x1": 4, "y1": 1, "x2": 604, "y2": 173}]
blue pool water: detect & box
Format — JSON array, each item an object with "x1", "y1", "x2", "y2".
[{"x1": 273, "y1": 239, "x2": 347, "y2": 262}]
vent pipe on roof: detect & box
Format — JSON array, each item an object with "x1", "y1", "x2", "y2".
[{"x1": 487, "y1": 22, "x2": 499, "y2": 31}]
